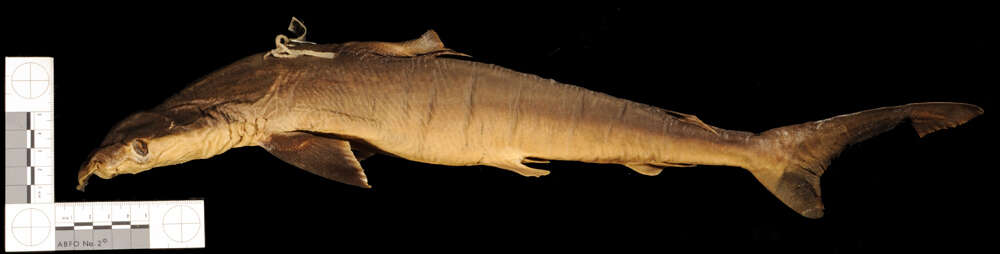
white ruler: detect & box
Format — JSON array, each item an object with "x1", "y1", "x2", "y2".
[
  {"x1": 4, "y1": 57, "x2": 206, "y2": 252},
  {"x1": 6, "y1": 201, "x2": 206, "y2": 251}
]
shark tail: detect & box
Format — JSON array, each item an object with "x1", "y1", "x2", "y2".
[{"x1": 748, "y1": 102, "x2": 982, "y2": 218}]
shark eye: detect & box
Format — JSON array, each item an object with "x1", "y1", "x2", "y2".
[{"x1": 132, "y1": 139, "x2": 149, "y2": 157}]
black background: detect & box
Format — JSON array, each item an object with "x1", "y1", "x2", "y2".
[{"x1": 4, "y1": 5, "x2": 994, "y2": 253}]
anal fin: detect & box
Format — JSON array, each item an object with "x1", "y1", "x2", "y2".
[
  {"x1": 260, "y1": 132, "x2": 371, "y2": 188},
  {"x1": 651, "y1": 162, "x2": 696, "y2": 168},
  {"x1": 625, "y1": 164, "x2": 664, "y2": 176},
  {"x1": 625, "y1": 162, "x2": 697, "y2": 176},
  {"x1": 522, "y1": 157, "x2": 550, "y2": 164}
]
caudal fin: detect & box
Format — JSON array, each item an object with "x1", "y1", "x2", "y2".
[{"x1": 749, "y1": 102, "x2": 983, "y2": 218}]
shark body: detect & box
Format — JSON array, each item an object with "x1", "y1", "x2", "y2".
[{"x1": 78, "y1": 29, "x2": 983, "y2": 219}]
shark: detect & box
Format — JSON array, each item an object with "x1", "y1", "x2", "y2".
[{"x1": 77, "y1": 21, "x2": 983, "y2": 219}]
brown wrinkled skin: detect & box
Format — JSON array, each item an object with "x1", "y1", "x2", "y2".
[{"x1": 78, "y1": 33, "x2": 983, "y2": 219}]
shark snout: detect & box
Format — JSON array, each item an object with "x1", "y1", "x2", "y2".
[
  {"x1": 77, "y1": 159, "x2": 100, "y2": 191},
  {"x1": 77, "y1": 158, "x2": 116, "y2": 192}
]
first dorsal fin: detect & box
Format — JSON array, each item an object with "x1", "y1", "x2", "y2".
[
  {"x1": 341, "y1": 30, "x2": 470, "y2": 58},
  {"x1": 399, "y1": 30, "x2": 469, "y2": 57}
]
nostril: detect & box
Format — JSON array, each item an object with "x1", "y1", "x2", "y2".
[{"x1": 79, "y1": 159, "x2": 105, "y2": 180}]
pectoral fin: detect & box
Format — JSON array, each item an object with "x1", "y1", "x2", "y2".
[{"x1": 260, "y1": 132, "x2": 371, "y2": 188}]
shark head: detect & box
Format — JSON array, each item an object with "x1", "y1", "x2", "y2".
[
  {"x1": 77, "y1": 108, "x2": 234, "y2": 191},
  {"x1": 78, "y1": 111, "x2": 173, "y2": 191},
  {"x1": 77, "y1": 138, "x2": 151, "y2": 191}
]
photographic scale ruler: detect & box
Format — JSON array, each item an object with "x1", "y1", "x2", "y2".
[{"x1": 5, "y1": 57, "x2": 206, "y2": 252}]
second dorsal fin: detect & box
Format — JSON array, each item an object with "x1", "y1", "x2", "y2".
[{"x1": 341, "y1": 30, "x2": 470, "y2": 58}]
